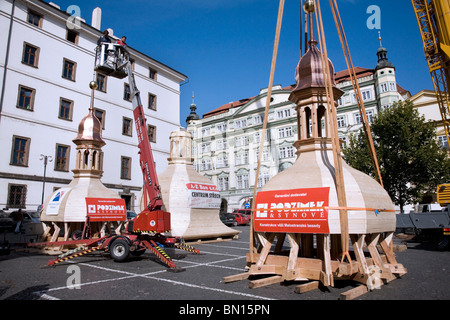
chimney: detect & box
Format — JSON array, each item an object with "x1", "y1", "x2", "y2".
[{"x1": 91, "y1": 7, "x2": 102, "y2": 30}]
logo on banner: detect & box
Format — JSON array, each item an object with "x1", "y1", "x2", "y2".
[
  {"x1": 46, "y1": 188, "x2": 71, "y2": 215},
  {"x1": 85, "y1": 198, "x2": 127, "y2": 221},
  {"x1": 254, "y1": 187, "x2": 330, "y2": 234}
]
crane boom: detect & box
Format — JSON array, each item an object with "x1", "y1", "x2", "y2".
[
  {"x1": 94, "y1": 43, "x2": 169, "y2": 233},
  {"x1": 411, "y1": 0, "x2": 450, "y2": 151}
]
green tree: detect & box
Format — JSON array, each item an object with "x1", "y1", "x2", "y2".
[{"x1": 343, "y1": 100, "x2": 450, "y2": 212}]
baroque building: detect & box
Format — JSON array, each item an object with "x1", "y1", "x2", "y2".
[
  {"x1": 187, "y1": 45, "x2": 410, "y2": 211},
  {"x1": 0, "y1": 0, "x2": 187, "y2": 212}
]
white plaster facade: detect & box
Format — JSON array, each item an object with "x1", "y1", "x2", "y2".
[{"x1": 0, "y1": 0, "x2": 187, "y2": 211}]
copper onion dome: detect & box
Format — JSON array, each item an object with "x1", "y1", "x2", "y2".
[
  {"x1": 292, "y1": 40, "x2": 336, "y2": 93},
  {"x1": 73, "y1": 107, "x2": 105, "y2": 146}
]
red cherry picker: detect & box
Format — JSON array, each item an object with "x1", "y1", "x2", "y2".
[{"x1": 33, "y1": 42, "x2": 199, "y2": 270}]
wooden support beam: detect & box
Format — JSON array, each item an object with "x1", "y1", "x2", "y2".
[
  {"x1": 340, "y1": 285, "x2": 369, "y2": 300},
  {"x1": 295, "y1": 281, "x2": 319, "y2": 294},
  {"x1": 287, "y1": 234, "x2": 300, "y2": 270},
  {"x1": 351, "y1": 234, "x2": 369, "y2": 274},
  {"x1": 249, "y1": 264, "x2": 285, "y2": 276},
  {"x1": 321, "y1": 234, "x2": 334, "y2": 287},
  {"x1": 249, "y1": 276, "x2": 283, "y2": 289},
  {"x1": 222, "y1": 272, "x2": 249, "y2": 284},
  {"x1": 256, "y1": 233, "x2": 276, "y2": 266}
]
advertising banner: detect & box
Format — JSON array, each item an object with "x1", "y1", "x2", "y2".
[
  {"x1": 186, "y1": 182, "x2": 221, "y2": 209},
  {"x1": 85, "y1": 198, "x2": 127, "y2": 222},
  {"x1": 254, "y1": 187, "x2": 330, "y2": 234}
]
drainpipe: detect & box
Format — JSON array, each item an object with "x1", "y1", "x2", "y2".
[{"x1": 0, "y1": 0, "x2": 16, "y2": 124}]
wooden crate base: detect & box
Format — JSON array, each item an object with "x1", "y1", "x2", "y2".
[{"x1": 222, "y1": 232, "x2": 407, "y2": 300}]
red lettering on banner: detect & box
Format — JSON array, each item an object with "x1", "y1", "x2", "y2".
[
  {"x1": 85, "y1": 198, "x2": 127, "y2": 222},
  {"x1": 254, "y1": 187, "x2": 330, "y2": 234}
]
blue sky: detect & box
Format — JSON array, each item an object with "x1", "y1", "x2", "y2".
[{"x1": 54, "y1": 0, "x2": 432, "y2": 126}]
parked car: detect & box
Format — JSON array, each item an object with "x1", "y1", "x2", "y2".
[
  {"x1": 232, "y1": 213, "x2": 250, "y2": 226},
  {"x1": 0, "y1": 211, "x2": 14, "y2": 231},
  {"x1": 10, "y1": 210, "x2": 40, "y2": 223},
  {"x1": 220, "y1": 213, "x2": 238, "y2": 227},
  {"x1": 127, "y1": 211, "x2": 137, "y2": 220},
  {"x1": 232, "y1": 209, "x2": 252, "y2": 217}
]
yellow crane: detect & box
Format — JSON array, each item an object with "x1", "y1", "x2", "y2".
[{"x1": 412, "y1": 0, "x2": 450, "y2": 151}]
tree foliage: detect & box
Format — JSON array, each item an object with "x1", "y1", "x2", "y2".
[{"x1": 343, "y1": 100, "x2": 450, "y2": 212}]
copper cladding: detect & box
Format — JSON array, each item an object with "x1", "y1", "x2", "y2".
[{"x1": 73, "y1": 108, "x2": 106, "y2": 146}]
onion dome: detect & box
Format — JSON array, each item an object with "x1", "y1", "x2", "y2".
[
  {"x1": 73, "y1": 107, "x2": 105, "y2": 147},
  {"x1": 292, "y1": 40, "x2": 336, "y2": 92}
]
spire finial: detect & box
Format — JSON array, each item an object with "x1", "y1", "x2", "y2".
[{"x1": 378, "y1": 31, "x2": 383, "y2": 48}]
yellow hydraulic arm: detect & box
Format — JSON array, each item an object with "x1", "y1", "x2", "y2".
[{"x1": 411, "y1": 0, "x2": 450, "y2": 151}]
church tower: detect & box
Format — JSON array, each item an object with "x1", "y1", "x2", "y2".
[{"x1": 375, "y1": 33, "x2": 399, "y2": 110}]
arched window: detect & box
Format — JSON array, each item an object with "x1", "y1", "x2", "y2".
[{"x1": 317, "y1": 105, "x2": 326, "y2": 138}]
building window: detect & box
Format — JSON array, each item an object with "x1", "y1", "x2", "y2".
[
  {"x1": 355, "y1": 110, "x2": 374, "y2": 124},
  {"x1": 62, "y1": 59, "x2": 76, "y2": 81},
  {"x1": 120, "y1": 156, "x2": 132, "y2": 180},
  {"x1": 55, "y1": 144, "x2": 70, "y2": 171},
  {"x1": 235, "y1": 152, "x2": 249, "y2": 166},
  {"x1": 256, "y1": 148, "x2": 270, "y2": 162},
  {"x1": 17, "y1": 85, "x2": 35, "y2": 111},
  {"x1": 234, "y1": 118, "x2": 247, "y2": 129},
  {"x1": 27, "y1": 11, "x2": 42, "y2": 27},
  {"x1": 96, "y1": 73, "x2": 107, "y2": 92},
  {"x1": 279, "y1": 146, "x2": 295, "y2": 159},
  {"x1": 218, "y1": 176, "x2": 229, "y2": 191},
  {"x1": 123, "y1": 84, "x2": 131, "y2": 101},
  {"x1": 379, "y1": 83, "x2": 388, "y2": 93},
  {"x1": 148, "y1": 124, "x2": 156, "y2": 143},
  {"x1": 255, "y1": 131, "x2": 270, "y2": 144},
  {"x1": 200, "y1": 159, "x2": 212, "y2": 171},
  {"x1": 337, "y1": 115, "x2": 346, "y2": 128},
  {"x1": 7, "y1": 184, "x2": 27, "y2": 209},
  {"x1": 201, "y1": 127, "x2": 210, "y2": 137},
  {"x1": 235, "y1": 136, "x2": 249, "y2": 147},
  {"x1": 66, "y1": 29, "x2": 79, "y2": 44},
  {"x1": 389, "y1": 82, "x2": 396, "y2": 92},
  {"x1": 257, "y1": 173, "x2": 271, "y2": 188},
  {"x1": 278, "y1": 126, "x2": 293, "y2": 139},
  {"x1": 59, "y1": 98, "x2": 73, "y2": 120},
  {"x1": 216, "y1": 139, "x2": 227, "y2": 150},
  {"x1": 201, "y1": 143, "x2": 211, "y2": 153},
  {"x1": 93, "y1": 108, "x2": 105, "y2": 129},
  {"x1": 22, "y1": 43, "x2": 39, "y2": 67},
  {"x1": 148, "y1": 93, "x2": 157, "y2": 110},
  {"x1": 217, "y1": 154, "x2": 228, "y2": 168},
  {"x1": 362, "y1": 89, "x2": 372, "y2": 101},
  {"x1": 253, "y1": 114, "x2": 264, "y2": 125},
  {"x1": 216, "y1": 123, "x2": 228, "y2": 132},
  {"x1": 236, "y1": 174, "x2": 249, "y2": 189},
  {"x1": 122, "y1": 117, "x2": 133, "y2": 136},
  {"x1": 277, "y1": 108, "x2": 291, "y2": 119},
  {"x1": 11, "y1": 136, "x2": 30, "y2": 166},
  {"x1": 149, "y1": 68, "x2": 157, "y2": 80},
  {"x1": 438, "y1": 136, "x2": 449, "y2": 149}
]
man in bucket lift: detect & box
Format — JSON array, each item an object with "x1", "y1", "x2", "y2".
[{"x1": 97, "y1": 29, "x2": 111, "y2": 45}]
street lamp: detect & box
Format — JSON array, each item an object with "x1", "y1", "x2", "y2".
[{"x1": 40, "y1": 154, "x2": 53, "y2": 205}]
